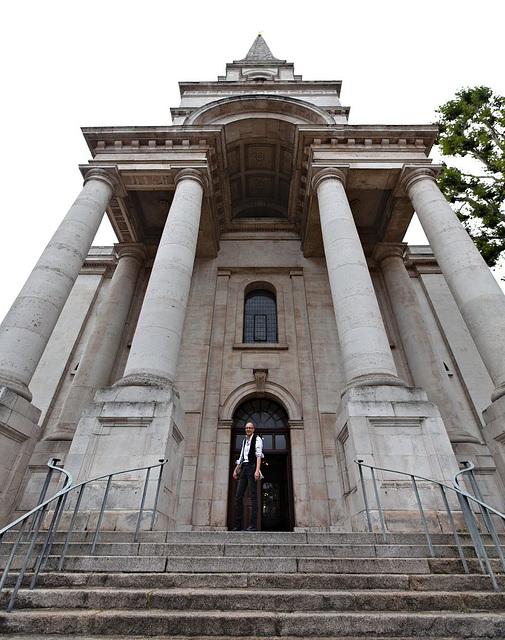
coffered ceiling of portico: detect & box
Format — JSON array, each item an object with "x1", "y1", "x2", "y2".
[
  {"x1": 221, "y1": 116, "x2": 296, "y2": 222},
  {"x1": 225, "y1": 134, "x2": 294, "y2": 221}
]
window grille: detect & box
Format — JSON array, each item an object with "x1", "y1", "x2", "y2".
[{"x1": 243, "y1": 289, "x2": 277, "y2": 343}]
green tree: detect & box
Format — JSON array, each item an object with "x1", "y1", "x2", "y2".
[{"x1": 435, "y1": 86, "x2": 505, "y2": 267}]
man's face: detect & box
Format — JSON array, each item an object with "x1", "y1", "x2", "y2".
[{"x1": 245, "y1": 422, "x2": 255, "y2": 437}]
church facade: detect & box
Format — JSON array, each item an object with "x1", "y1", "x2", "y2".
[{"x1": 2, "y1": 36, "x2": 505, "y2": 532}]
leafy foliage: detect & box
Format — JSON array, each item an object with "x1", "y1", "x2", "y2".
[{"x1": 435, "y1": 86, "x2": 505, "y2": 267}]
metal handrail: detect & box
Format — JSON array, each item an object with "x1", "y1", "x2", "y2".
[
  {"x1": 355, "y1": 459, "x2": 505, "y2": 591},
  {"x1": 0, "y1": 457, "x2": 168, "y2": 612}
]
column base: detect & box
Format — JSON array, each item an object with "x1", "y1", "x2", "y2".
[
  {"x1": 0, "y1": 374, "x2": 32, "y2": 402},
  {"x1": 0, "y1": 386, "x2": 41, "y2": 524},
  {"x1": 342, "y1": 373, "x2": 408, "y2": 397},
  {"x1": 114, "y1": 373, "x2": 175, "y2": 391},
  {"x1": 491, "y1": 384, "x2": 505, "y2": 402},
  {"x1": 447, "y1": 429, "x2": 481, "y2": 445},
  {"x1": 44, "y1": 424, "x2": 75, "y2": 441},
  {"x1": 64, "y1": 384, "x2": 186, "y2": 531},
  {"x1": 337, "y1": 384, "x2": 460, "y2": 532}
]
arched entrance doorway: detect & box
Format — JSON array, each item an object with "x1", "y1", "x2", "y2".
[{"x1": 228, "y1": 398, "x2": 294, "y2": 531}]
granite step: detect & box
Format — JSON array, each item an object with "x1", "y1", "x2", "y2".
[
  {"x1": 1, "y1": 609, "x2": 505, "y2": 638},
  {"x1": 11, "y1": 569, "x2": 505, "y2": 591},
  {"x1": 4, "y1": 586, "x2": 505, "y2": 613},
  {"x1": 4, "y1": 569, "x2": 505, "y2": 594},
  {"x1": 2, "y1": 541, "x2": 493, "y2": 564},
  {"x1": 2, "y1": 529, "x2": 498, "y2": 545}
]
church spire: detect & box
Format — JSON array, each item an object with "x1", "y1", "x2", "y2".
[{"x1": 241, "y1": 33, "x2": 282, "y2": 62}]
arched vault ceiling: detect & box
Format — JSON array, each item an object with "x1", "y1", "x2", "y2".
[{"x1": 189, "y1": 95, "x2": 332, "y2": 223}]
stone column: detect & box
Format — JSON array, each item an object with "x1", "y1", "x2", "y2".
[
  {"x1": 0, "y1": 168, "x2": 116, "y2": 402},
  {"x1": 403, "y1": 167, "x2": 505, "y2": 402},
  {"x1": 311, "y1": 168, "x2": 403, "y2": 389},
  {"x1": 46, "y1": 244, "x2": 147, "y2": 441},
  {"x1": 374, "y1": 243, "x2": 479, "y2": 444},
  {"x1": 118, "y1": 169, "x2": 205, "y2": 388}
]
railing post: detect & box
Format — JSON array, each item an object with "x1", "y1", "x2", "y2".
[
  {"x1": 439, "y1": 484, "x2": 469, "y2": 574},
  {"x1": 26, "y1": 458, "x2": 61, "y2": 538},
  {"x1": 460, "y1": 461, "x2": 505, "y2": 572},
  {"x1": 150, "y1": 459, "x2": 167, "y2": 531},
  {"x1": 357, "y1": 460, "x2": 373, "y2": 532},
  {"x1": 6, "y1": 503, "x2": 48, "y2": 612},
  {"x1": 0, "y1": 521, "x2": 27, "y2": 592},
  {"x1": 91, "y1": 475, "x2": 113, "y2": 554},
  {"x1": 370, "y1": 467, "x2": 387, "y2": 543},
  {"x1": 29, "y1": 492, "x2": 67, "y2": 588},
  {"x1": 411, "y1": 476, "x2": 435, "y2": 558},
  {"x1": 457, "y1": 492, "x2": 499, "y2": 591},
  {"x1": 58, "y1": 485, "x2": 86, "y2": 571},
  {"x1": 135, "y1": 467, "x2": 151, "y2": 542}
]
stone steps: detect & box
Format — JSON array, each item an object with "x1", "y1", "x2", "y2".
[{"x1": 1, "y1": 530, "x2": 504, "y2": 638}]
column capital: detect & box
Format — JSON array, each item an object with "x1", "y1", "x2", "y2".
[
  {"x1": 114, "y1": 243, "x2": 149, "y2": 265},
  {"x1": 311, "y1": 166, "x2": 349, "y2": 193},
  {"x1": 397, "y1": 165, "x2": 441, "y2": 196},
  {"x1": 175, "y1": 168, "x2": 208, "y2": 193},
  {"x1": 373, "y1": 242, "x2": 407, "y2": 266},
  {"x1": 81, "y1": 166, "x2": 121, "y2": 194}
]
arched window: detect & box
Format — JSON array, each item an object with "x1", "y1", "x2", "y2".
[{"x1": 243, "y1": 289, "x2": 277, "y2": 343}]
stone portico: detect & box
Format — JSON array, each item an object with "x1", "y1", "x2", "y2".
[{"x1": 1, "y1": 36, "x2": 505, "y2": 531}]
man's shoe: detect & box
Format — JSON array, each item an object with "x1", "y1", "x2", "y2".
[
  {"x1": 231, "y1": 526, "x2": 241, "y2": 531},
  {"x1": 245, "y1": 525, "x2": 256, "y2": 531}
]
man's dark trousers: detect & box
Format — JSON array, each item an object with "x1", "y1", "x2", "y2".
[{"x1": 234, "y1": 461, "x2": 258, "y2": 530}]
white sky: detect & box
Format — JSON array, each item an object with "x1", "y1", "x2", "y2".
[{"x1": 1, "y1": 0, "x2": 504, "y2": 321}]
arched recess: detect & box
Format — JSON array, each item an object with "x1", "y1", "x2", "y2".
[
  {"x1": 185, "y1": 94, "x2": 335, "y2": 127},
  {"x1": 220, "y1": 380, "x2": 302, "y2": 422}
]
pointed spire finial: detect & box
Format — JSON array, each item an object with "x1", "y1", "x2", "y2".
[{"x1": 243, "y1": 34, "x2": 281, "y2": 62}]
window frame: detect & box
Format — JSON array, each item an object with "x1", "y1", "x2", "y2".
[{"x1": 233, "y1": 278, "x2": 288, "y2": 350}]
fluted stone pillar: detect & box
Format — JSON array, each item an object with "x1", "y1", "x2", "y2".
[
  {"x1": 403, "y1": 167, "x2": 505, "y2": 403},
  {"x1": 47, "y1": 244, "x2": 147, "y2": 441},
  {"x1": 0, "y1": 168, "x2": 116, "y2": 402},
  {"x1": 118, "y1": 169, "x2": 205, "y2": 389},
  {"x1": 374, "y1": 243, "x2": 479, "y2": 444},
  {"x1": 312, "y1": 168, "x2": 403, "y2": 389}
]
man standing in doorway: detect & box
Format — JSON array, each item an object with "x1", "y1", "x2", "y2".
[{"x1": 232, "y1": 422, "x2": 263, "y2": 531}]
